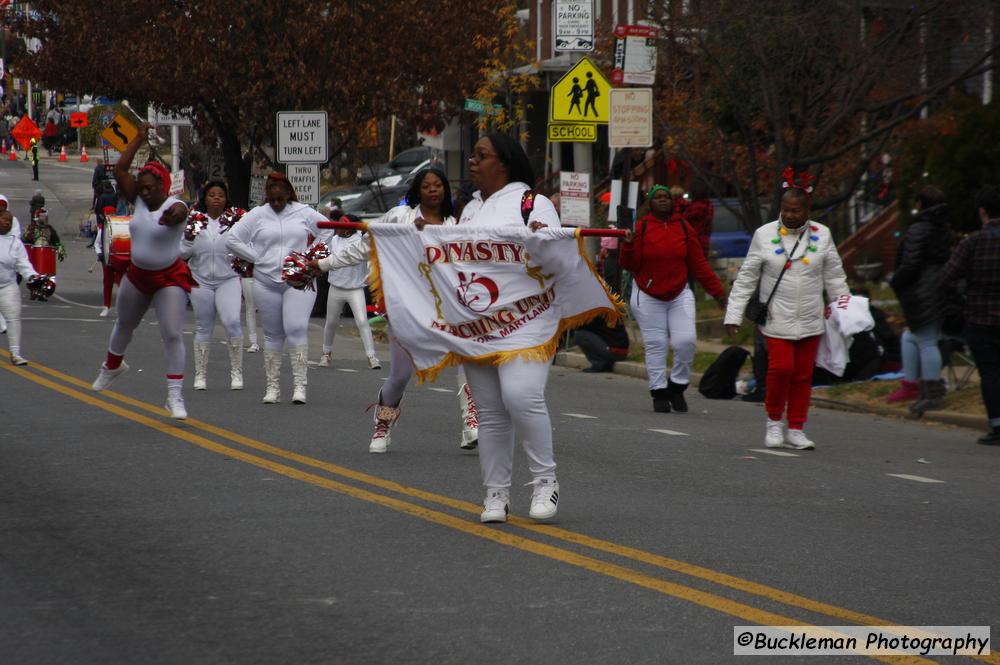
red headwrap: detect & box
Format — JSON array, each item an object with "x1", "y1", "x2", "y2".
[
  {"x1": 138, "y1": 161, "x2": 172, "y2": 195},
  {"x1": 265, "y1": 171, "x2": 298, "y2": 202}
]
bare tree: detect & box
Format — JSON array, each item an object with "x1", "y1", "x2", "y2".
[{"x1": 650, "y1": 0, "x2": 999, "y2": 230}]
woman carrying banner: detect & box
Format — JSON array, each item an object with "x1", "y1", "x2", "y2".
[
  {"x1": 619, "y1": 185, "x2": 727, "y2": 413},
  {"x1": 179, "y1": 180, "x2": 244, "y2": 391},
  {"x1": 458, "y1": 133, "x2": 562, "y2": 523},
  {"x1": 311, "y1": 167, "x2": 481, "y2": 453},
  {"x1": 724, "y1": 172, "x2": 849, "y2": 449},
  {"x1": 90, "y1": 125, "x2": 194, "y2": 420},
  {"x1": 225, "y1": 172, "x2": 327, "y2": 404}
]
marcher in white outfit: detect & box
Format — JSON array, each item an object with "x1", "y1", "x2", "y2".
[
  {"x1": 312, "y1": 168, "x2": 480, "y2": 453},
  {"x1": 0, "y1": 209, "x2": 38, "y2": 365},
  {"x1": 459, "y1": 134, "x2": 562, "y2": 523},
  {"x1": 317, "y1": 225, "x2": 379, "y2": 369},
  {"x1": 0, "y1": 194, "x2": 23, "y2": 335},
  {"x1": 179, "y1": 180, "x2": 244, "y2": 391},
  {"x1": 225, "y1": 172, "x2": 327, "y2": 404},
  {"x1": 90, "y1": 127, "x2": 194, "y2": 420}
]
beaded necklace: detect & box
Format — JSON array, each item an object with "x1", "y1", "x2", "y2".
[{"x1": 771, "y1": 222, "x2": 820, "y2": 268}]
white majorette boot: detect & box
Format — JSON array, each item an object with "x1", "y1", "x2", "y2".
[
  {"x1": 289, "y1": 345, "x2": 308, "y2": 404},
  {"x1": 192, "y1": 341, "x2": 210, "y2": 390},
  {"x1": 228, "y1": 337, "x2": 244, "y2": 390},
  {"x1": 458, "y1": 383, "x2": 479, "y2": 450},
  {"x1": 369, "y1": 393, "x2": 400, "y2": 453},
  {"x1": 262, "y1": 349, "x2": 282, "y2": 403}
]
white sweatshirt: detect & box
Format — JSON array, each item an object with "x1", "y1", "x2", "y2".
[
  {"x1": 459, "y1": 182, "x2": 561, "y2": 228},
  {"x1": 0, "y1": 230, "x2": 37, "y2": 287},
  {"x1": 179, "y1": 216, "x2": 239, "y2": 287},
  {"x1": 225, "y1": 201, "x2": 326, "y2": 284},
  {"x1": 321, "y1": 232, "x2": 369, "y2": 290}
]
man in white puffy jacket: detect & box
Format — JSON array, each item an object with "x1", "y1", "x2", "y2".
[{"x1": 724, "y1": 186, "x2": 850, "y2": 450}]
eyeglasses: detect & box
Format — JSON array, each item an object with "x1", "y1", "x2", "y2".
[{"x1": 469, "y1": 150, "x2": 497, "y2": 163}]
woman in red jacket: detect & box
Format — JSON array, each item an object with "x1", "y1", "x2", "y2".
[{"x1": 620, "y1": 185, "x2": 727, "y2": 413}]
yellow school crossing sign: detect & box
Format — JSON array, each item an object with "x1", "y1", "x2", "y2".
[{"x1": 549, "y1": 56, "x2": 611, "y2": 124}]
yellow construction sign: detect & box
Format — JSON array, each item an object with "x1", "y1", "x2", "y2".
[
  {"x1": 101, "y1": 114, "x2": 140, "y2": 151},
  {"x1": 549, "y1": 56, "x2": 612, "y2": 124}
]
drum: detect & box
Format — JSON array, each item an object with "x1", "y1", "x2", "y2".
[
  {"x1": 27, "y1": 245, "x2": 57, "y2": 276},
  {"x1": 103, "y1": 215, "x2": 132, "y2": 270}
]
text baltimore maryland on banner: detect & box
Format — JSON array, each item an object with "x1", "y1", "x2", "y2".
[{"x1": 366, "y1": 224, "x2": 623, "y2": 382}]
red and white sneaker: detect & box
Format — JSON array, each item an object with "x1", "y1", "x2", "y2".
[
  {"x1": 369, "y1": 403, "x2": 400, "y2": 453},
  {"x1": 458, "y1": 383, "x2": 479, "y2": 450}
]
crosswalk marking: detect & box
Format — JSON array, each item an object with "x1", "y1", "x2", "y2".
[
  {"x1": 648, "y1": 428, "x2": 689, "y2": 437},
  {"x1": 428, "y1": 387, "x2": 452, "y2": 393},
  {"x1": 563, "y1": 412, "x2": 597, "y2": 419},
  {"x1": 886, "y1": 473, "x2": 945, "y2": 484},
  {"x1": 748, "y1": 448, "x2": 800, "y2": 457},
  {"x1": 336, "y1": 368, "x2": 359, "y2": 373}
]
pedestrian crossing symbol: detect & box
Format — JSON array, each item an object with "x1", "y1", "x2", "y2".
[{"x1": 550, "y1": 56, "x2": 611, "y2": 124}]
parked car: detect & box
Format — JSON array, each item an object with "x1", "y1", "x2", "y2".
[
  {"x1": 316, "y1": 183, "x2": 409, "y2": 219},
  {"x1": 708, "y1": 199, "x2": 770, "y2": 259},
  {"x1": 356, "y1": 146, "x2": 435, "y2": 184}
]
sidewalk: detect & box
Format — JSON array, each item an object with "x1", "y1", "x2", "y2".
[{"x1": 554, "y1": 340, "x2": 990, "y2": 434}]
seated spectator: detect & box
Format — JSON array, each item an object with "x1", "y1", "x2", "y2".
[{"x1": 574, "y1": 316, "x2": 629, "y2": 373}]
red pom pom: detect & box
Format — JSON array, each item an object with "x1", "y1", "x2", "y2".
[
  {"x1": 219, "y1": 206, "x2": 247, "y2": 232},
  {"x1": 281, "y1": 243, "x2": 330, "y2": 290},
  {"x1": 185, "y1": 210, "x2": 209, "y2": 239}
]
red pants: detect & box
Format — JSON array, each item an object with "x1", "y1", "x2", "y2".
[{"x1": 765, "y1": 334, "x2": 821, "y2": 429}]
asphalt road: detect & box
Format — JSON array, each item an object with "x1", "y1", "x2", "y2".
[{"x1": 1, "y1": 157, "x2": 998, "y2": 665}]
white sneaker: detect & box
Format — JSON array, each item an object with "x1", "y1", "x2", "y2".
[
  {"x1": 528, "y1": 478, "x2": 559, "y2": 521},
  {"x1": 784, "y1": 428, "x2": 816, "y2": 450},
  {"x1": 318, "y1": 352, "x2": 332, "y2": 367},
  {"x1": 246, "y1": 342, "x2": 260, "y2": 353},
  {"x1": 10, "y1": 354, "x2": 27, "y2": 366},
  {"x1": 165, "y1": 395, "x2": 188, "y2": 420},
  {"x1": 765, "y1": 419, "x2": 785, "y2": 448},
  {"x1": 480, "y1": 488, "x2": 510, "y2": 523},
  {"x1": 92, "y1": 362, "x2": 129, "y2": 391},
  {"x1": 368, "y1": 355, "x2": 381, "y2": 370},
  {"x1": 98, "y1": 306, "x2": 110, "y2": 318}
]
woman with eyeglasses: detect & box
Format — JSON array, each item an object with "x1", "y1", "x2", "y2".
[{"x1": 458, "y1": 133, "x2": 562, "y2": 524}]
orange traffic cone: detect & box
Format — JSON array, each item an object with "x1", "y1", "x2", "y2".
[
  {"x1": 59, "y1": 145, "x2": 67, "y2": 162},
  {"x1": 80, "y1": 145, "x2": 89, "y2": 162},
  {"x1": 8, "y1": 147, "x2": 16, "y2": 161}
]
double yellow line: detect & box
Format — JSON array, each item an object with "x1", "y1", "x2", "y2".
[{"x1": 2, "y1": 354, "x2": 992, "y2": 665}]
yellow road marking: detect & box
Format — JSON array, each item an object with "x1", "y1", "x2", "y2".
[
  {"x1": 1, "y1": 361, "x2": 937, "y2": 665},
  {"x1": 6, "y1": 357, "x2": 987, "y2": 665}
]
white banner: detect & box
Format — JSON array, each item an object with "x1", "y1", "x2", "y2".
[{"x1": 368, "y1": 224, "x2": 620, "y2": 382}]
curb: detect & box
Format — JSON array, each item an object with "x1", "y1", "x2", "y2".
[{"x1": 553, "y1": 350, "x2": 989, "y2": 433}]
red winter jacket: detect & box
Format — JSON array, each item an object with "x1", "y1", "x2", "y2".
[{"x1": 619, "y1": 213, "x2": 724, "y2": 302}]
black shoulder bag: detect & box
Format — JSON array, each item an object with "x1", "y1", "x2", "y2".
[{"x1": 745, "y1": 233, "x2": 803, "y2": 326}]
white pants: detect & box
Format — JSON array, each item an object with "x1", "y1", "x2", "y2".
[
  {"x1": 323, "y1": 285, "x2": 375, "y2": 357},
  {"x1": 110, "y1": 277, "x2": 188, "y2": 376},
  {"x1": 630, "y1": 285, "x2": 696, "y2": 389},
  {"x1": 463, "y1": 358, "x2": 555, "y2": 489},
  {"x1": 253, "y1": 277, "x2": 316, "y2": 350},
  {"x1": 189, "y1": 277, "x2": 243, "y2": 342},
  {"x1": 241, "y1": 278, "x2": 259, "y2": 344},
  {"x1": 0, "y1": 282, "x2": 23, "y2": 357}
]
